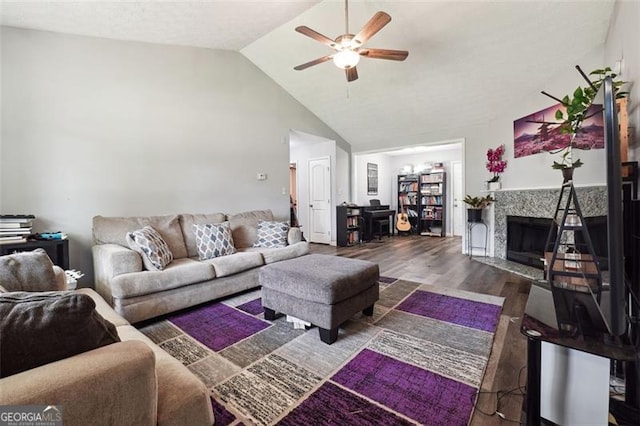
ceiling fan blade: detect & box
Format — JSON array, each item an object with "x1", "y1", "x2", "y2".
[
  {"x1": 294, "y1": 55, "x2": 333, "y2": 71},
  {"x1": 354, "y1": 12, "x2": 391, "y2": 45},
  {"x1": 360, "y1": 48, "x2": 409, "y2": 61},
  {"x1": 295, "y1": 26, "x2": 337, "y2": 49},
  {"x1": 346, "y1": 67, "x2": 358, "y2": 82}
]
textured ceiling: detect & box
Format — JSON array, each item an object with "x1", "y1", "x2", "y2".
[
  {"x1": 0, "y1": 0, "x2": 321, "y2": 50},
  {"x1": 1, "y1": 1, "x2": 615, "y2": 153}
]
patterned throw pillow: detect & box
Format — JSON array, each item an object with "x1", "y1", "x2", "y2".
[
  {"x1": 193, "y1": 222, "x2": 237, "y2": 260},
  {"x1": 253, "y1": 220, "x2": 289, "y2": 248},
  {"x1": 126, "y1": 226, "x2": 174, "y2": 271}
]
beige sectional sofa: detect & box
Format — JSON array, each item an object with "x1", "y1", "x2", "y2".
[
  {"x1": 92, "y1": 209, "x2": 308, "y2": 323},
  {"x1": 1, "y1": 288, "x2": 214, "y2": 426},
  {"x1": 0, "y1": 249, "x2": 214, "y2": 426}
]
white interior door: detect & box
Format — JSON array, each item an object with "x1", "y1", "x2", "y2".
[
  {"x1": 308, "y1": 157, "x2": 331, "y2": 244},
  {"x1": 452, "y1": 161, "x2": 463, "y2": 236}
]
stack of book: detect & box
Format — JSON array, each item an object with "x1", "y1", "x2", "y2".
[{"x1": 0, "y1": 214, "x2": 35, "y2": 244}]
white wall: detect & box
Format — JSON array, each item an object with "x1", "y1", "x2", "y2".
[
  {"x1": 0, "y1": 27, "x2": 350, "y2": 282},
  {"x1": 481, "y1": 47, "x2": 608, "y2": 192},
  {"x1": 352, "y1": 153, "x2": 392, "y2": 206},
  {"x1": 605, "y1": 0, "x2": 640, "y2": 161}
]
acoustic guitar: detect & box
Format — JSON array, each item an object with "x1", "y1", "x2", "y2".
[{"x1": 396, "y1": 201, "x2": 411, "y2": 232}]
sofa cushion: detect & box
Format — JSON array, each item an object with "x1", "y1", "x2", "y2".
[
  {"x1": 0, "y1": 291, "x2": 120, "y2": 378},
  {"x1": 111, "y1": 258, "x2": 216, "y2": 299},
  {"x1": 180, "y1": 213, "x2": 226, "y2": 258},
  {"x1": 193, "y1": 222, "x2": 236, "y2": 260},
  {"x1": 0, "y1": 248, "x2": 64, "y2": 292},
  {"x1": 127, "y1": 226, "x2": 174, "y2": 271},
  {"x1": 245, "y1": 242, "x2": 310, "y2": 264},
  {"x1": 253, "y1": 220, "x2": 289, "y2": 248},
  {"x1": 203, "y1": 252, "x2": 264, "y2": 278},
  {"x1": 93, "y1": 215, "x2": 188, "y2": 259},
  {"x1": 227, "y1": 210, "x2": 274, "y2": 249}
]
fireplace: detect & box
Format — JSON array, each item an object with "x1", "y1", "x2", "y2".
[
  {"x1": 506, "y1": 215, "x2": 608, "y2": 270},
  {"x1": 507, "y1": 216, "x2": 554, "y2": 269}
]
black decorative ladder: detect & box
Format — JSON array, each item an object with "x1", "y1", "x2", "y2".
[{"x1": 544, "y1": 181, "x2": 605, "y2": 335}]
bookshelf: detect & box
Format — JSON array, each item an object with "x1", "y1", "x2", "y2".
[
  {"x1": 397, "y1": 174, "x2": 419, "y2": 232},
  {"x1": 336, "y1": 205, "x2": 362, "y2": 247},
  {"x1": 419, "y1": 172, "x2": 446, "y2": 237}
]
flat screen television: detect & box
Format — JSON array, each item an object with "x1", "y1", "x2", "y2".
[{"x1": 551, "y1": 76, "x2": 627, "y2": 338}]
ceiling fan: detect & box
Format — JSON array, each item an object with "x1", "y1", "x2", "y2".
[{"x1": 293, "y1": 0, "x2": 409, "y2": 82}]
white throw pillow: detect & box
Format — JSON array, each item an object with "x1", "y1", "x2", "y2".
[
  {"x1": 126, "y1": 226, "x2": 173, "y2": 271},
  {"x1": 193, "y1": 222, "x2": 237, "y2": 260},
  {"x1": 253, "y1": 220, "x2": 289, "y2": 248}
]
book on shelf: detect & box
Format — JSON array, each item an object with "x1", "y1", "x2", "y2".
[
  {"x1": 0, "y1": 236, "x2": 27, "y2": 244},
  {"x1": 0, "y1": 214, "x2": 35, "y2": 223},
  {"x1": 0, "y1": 228, "x2": 32, "y2": 235},
  {"x1": 0, "y1": 222, "x2": 32, "y2": 229}
]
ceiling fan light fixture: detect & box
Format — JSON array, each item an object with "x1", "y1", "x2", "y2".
[{"x1": 333, "y1": 49, "x2": 360, "y2": 69}]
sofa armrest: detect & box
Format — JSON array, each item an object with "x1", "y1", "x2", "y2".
[
  {"x1": 52, "y1": 265, "x2": 68, "y2": 290},
  {"x1": 0, "y1": 340, "x2": 157, "y2": 426},
  {"x1": 287, "y1": 227, "x2": 303, "y2": 245},
  {"x1": 93, "y1": 244, "x2": 143, "y2": 304}
]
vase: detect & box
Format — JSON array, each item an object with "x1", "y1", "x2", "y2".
[
  {"x1": 562, "y1": 167, "x2": 574, "y2": 183},
  {"x1": 488, "y1": 181, "x2": 501, "y2": 191},
  {"x1": 467, "y1": 209, "x2": 483, "y2": 223}
]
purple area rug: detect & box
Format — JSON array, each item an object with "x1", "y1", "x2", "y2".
[
  {"x1": 141, "y1": 278, "x2": 504, "y2": 426},
  {"x1": 397, "y1": 289, "x2": 501, "y2": 332},
  {"x1": 169, "y1": 303, "x2": 271, "y2": 351},
  {"x1": 211, "y1": 397, "x2": 236, "y2": 426},
  {"x1": 236, "y1": 298, "x2": 263, "y2": 315},
  {"x1": 278, "y1": 381, "x2": 413, "y2": 425},
  {"x1": 332, "y1": 349, "x2": 477, "y2": 425}
]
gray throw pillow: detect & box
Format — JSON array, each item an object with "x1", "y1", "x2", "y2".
[
  {"x1": 126, "y1": 226, "x2": 173, "y2": 271},
  {"x1": 253, "y1": 220, "x2": 290, "y2": 248},
  {"x1": 0, "y1": 291, "x2": 121, "y2": 378},
  {"x1": 0, "y1": 248, "x2": 62, "y2": 292},
  {"x1": 193, "y1": 222, "x2": 237, "y2": 260}
]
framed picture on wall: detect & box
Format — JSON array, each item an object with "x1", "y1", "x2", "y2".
[{"x1": 367, "y1": 163, "x2": 378, "y2": 195}]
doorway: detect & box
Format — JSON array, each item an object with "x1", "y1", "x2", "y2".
[
  {"x1": 452, "y1": 160, "x2": 463, "y2": 236},
  {"x1": 308, "y1": 157, "x2": 331, "y2": 244},
  {"x1": 289, "y1": 163, "x2": 299, "y2": 226}
]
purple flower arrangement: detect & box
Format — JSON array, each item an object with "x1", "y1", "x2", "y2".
[{"x1": 486, "y1": 145, "x2": 507, "y2": 183}]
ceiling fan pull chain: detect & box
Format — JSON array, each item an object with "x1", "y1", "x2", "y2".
[{"x1": 345, "y1": 0, "x2": 349, "y2": 35}]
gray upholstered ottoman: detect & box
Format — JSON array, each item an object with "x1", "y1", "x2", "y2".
[{"x1": 259, "y1": 254, "x2": 379, "y2": 344}]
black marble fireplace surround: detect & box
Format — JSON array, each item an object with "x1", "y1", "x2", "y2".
[
  {"x1": 506, "y1": 216, "x2": 554, "y2": 269},
  {"x1": 506, "y1": 214, "x2": 608, "y2": 270}
]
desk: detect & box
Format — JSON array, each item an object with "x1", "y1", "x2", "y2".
[
  {"x1": 362, "y1": 209, "x2": 396, "y2": 241},
  {"x1": 521, "y1": 315, "x2": 636, "y2": 425}
]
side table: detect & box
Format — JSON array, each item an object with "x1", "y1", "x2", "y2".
[
  {"x1": 466, "y1": 220, "x2": 487, "y2": 258},
  {"x1": 0, "y1": 238, "x2": 69, "y2": 269}
]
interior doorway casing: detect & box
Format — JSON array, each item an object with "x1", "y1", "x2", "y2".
[{"x1": 308, "y1": 156, "x2": 331, "y2": 244}]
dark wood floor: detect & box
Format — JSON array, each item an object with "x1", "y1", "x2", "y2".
[{"x1": 310, "y1": 235, "x2": 532, "y2": 425}]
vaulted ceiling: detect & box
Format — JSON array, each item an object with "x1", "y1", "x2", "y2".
[{"x1": 1, "y1": 0, "x2": 616, "y2": 153}]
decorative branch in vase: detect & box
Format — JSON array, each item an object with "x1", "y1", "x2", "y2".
[
  {"x1": 486, "y1": 144, "x2": 507, "y2": 190},
  {"x1": 545, "y1": 66, "x2": 628, "y2": 181}
]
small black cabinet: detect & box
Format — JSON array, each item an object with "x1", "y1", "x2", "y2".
[
  {"x1": 0, "y1": 239, "x2": 69, "y2": 269},
  {"x1": 337, "y1": 206, "x2": 362, "y2": 247}
]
